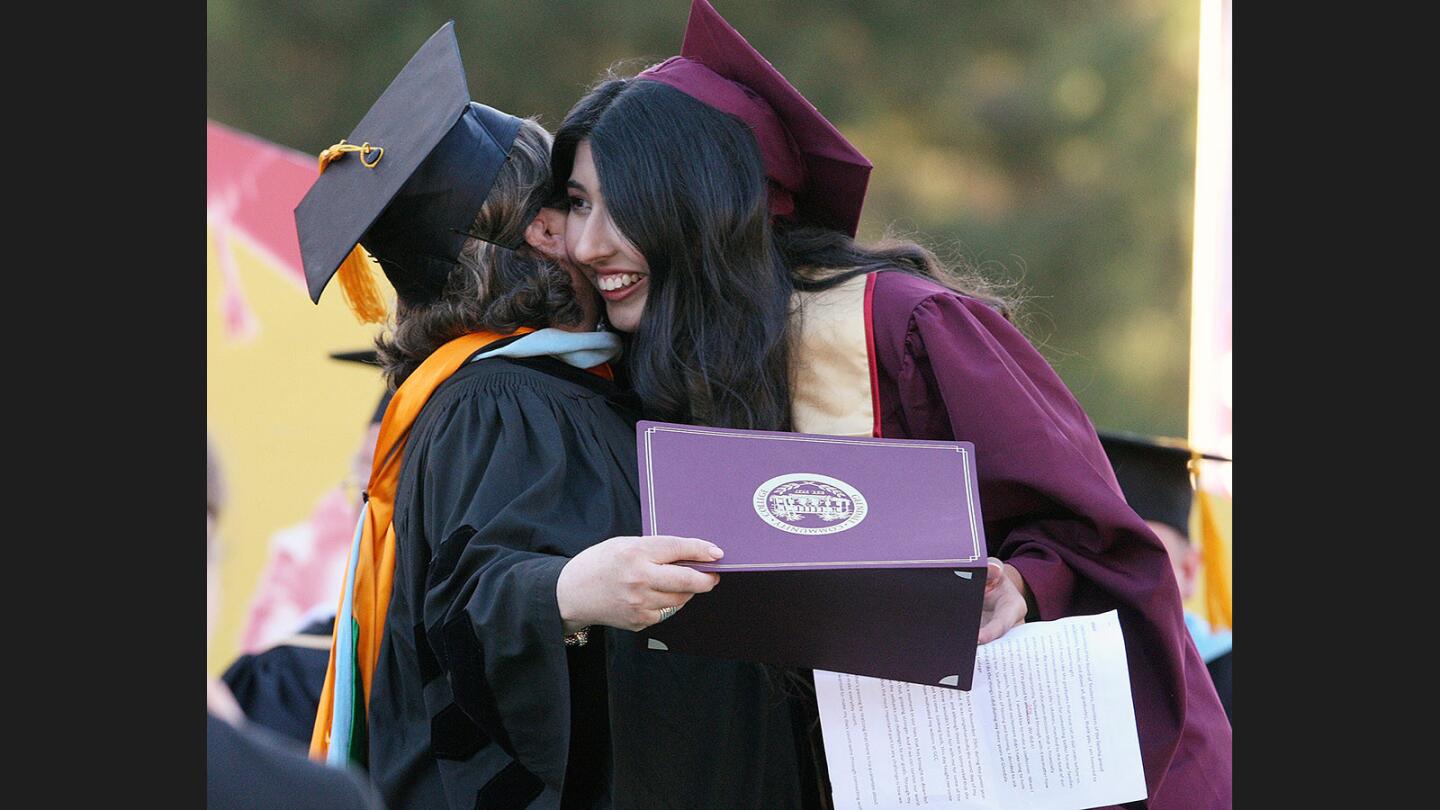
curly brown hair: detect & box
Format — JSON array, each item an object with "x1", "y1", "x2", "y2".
[{"x1": 376, "y1": 118, "x2": 584, "y2": 389}]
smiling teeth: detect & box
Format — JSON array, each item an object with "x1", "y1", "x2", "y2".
[{"x1": 598, "y1": 273, "x2": 641, "y2": 291}]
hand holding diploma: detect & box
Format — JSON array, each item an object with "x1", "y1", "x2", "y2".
[
  {"x1": 977, "y1": 557, "x2": 1031, "y2": 644},
  {"x1": 557, "y1": 535, "x2": 724, "y2": 632}
]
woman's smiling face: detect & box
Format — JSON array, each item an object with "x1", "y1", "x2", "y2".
[{"x1": 564, "y1": 140, "x2": 650, "y2": 333}]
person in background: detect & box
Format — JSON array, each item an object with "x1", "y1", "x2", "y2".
[
  {"x1": 208, "y1": 431, "x2": 386, "y2": 810},
  {"x1": 1099, "y1": 430, "x2": 1233, "y2": 721}
]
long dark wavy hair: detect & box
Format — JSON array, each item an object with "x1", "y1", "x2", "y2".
[
  {"x1": 554, "y1": 78, "x2": 791, "y2": 430},
  {"x1": 376, "y1": 118, "x2": 584, "y2": 389},
  {"x1": 552, "y1": 78, "x2": 1017, "y2": 431}
]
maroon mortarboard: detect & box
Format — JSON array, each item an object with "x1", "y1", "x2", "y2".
[{"x1": 637, "y1": 0, "x2": 872, "y2": 236}]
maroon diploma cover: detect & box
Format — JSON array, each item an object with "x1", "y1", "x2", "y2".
[{"x1": 637, "y1": 421, "x2": 989, "y2": 689}]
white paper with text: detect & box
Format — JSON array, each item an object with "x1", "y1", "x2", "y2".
[{"x1": 815, "y1": 611, "x2": 1146, "y2": 810}]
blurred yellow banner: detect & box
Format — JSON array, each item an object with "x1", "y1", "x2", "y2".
[{"x1": 207, "y1": 121, "x2": 386, "y2": 676}]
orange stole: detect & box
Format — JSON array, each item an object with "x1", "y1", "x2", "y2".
[{"x1": 309, "y1": 328, "x2": 614, "y2": 759}]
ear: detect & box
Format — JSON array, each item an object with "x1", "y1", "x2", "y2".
[{"x1": 524, "y1": 207, "x2": 566, "y2": 259}]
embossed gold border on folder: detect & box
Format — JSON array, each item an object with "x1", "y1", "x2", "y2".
[{"x1": 641, "y1": 425, "x2": 983, "y2": 566}]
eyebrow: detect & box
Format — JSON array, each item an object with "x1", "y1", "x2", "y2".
[{"x1": 565, "y1": 179, "x2": 589, "y2": 193}]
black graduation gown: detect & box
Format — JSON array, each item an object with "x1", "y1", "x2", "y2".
[
  {"x1": 365, "y1": 355, "x2": 822, "y2": 810},
  {"x1": 604, "y1": 640, "x2": 824, "y2": 810},
  {"x1": 207, "y1": 713, "x2": 384, "y2": 810},
  {"x1": 221, "y1": 617, "x2": 334, "y2": 745}
]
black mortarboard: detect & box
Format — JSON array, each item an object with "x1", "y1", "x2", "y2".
[
  {"x1": 328, "y1": 349, "x2": 380, "y2": 366},
  {"x1": 1098, "y1": 431, "x2": 1229, "y2": 537},
  {"x1": 329, "y1": 349, "x2": 392, "y2": 425},
  {"x1": 295, "y1": 22, "x2": 525, "y2": 306}
]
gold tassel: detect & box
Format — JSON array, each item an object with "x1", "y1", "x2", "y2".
[
  {"x1": 1190, "y1": 451, "x2": 1232, "y2": 631},
  {"x1": 318, "y1": 140, "x2": 389, "y2": 324},
  {"x1": 336, "y1": 245, "x2": 389, "y2": 325}
]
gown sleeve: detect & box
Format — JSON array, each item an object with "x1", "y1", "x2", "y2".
[
  {"x1": 894, "y1": 291, "x2": 1231, "y2": 803},
  {"x1": 403, "y1": 373, "x2": 629, "y2": 793},
  {"x1": 221, "y1": 643, "x2": 331, "y2": 745},
  {"x1": 896, "y1": 293, "x2": 1175, "y2": 619}
]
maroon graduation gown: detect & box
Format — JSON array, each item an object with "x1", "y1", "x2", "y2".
[{"x1": 792, "y1": 269, "x2": 1231, "y2": 809}]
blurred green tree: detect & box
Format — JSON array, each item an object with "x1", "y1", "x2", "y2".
[{"x1": 208, "y1": 0, "x2": 1200, "y2": 437}]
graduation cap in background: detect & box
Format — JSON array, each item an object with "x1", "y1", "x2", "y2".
[
  {"x1": 294, "y1": 21, "x2": 528, "y2": 322},
  {"x1": 1098, "y1": 431, "x2": 1227, "y2": 535},
  {"x1": 637, "y1": 0, "x2": 872, "y2": 236},
  {"x1": 328, "y1": 349, "x2": 380, "y2": 366},
  {"x1": 1099, "y1": 430, "x2": 1233, "y2": 630},
  {"x1": 329, "y1": 349, "x2": 392, "y2": 426}
]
